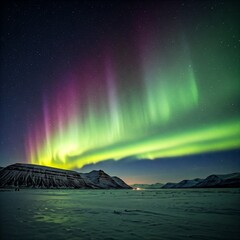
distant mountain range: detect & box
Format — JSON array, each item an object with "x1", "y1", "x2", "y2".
[
  {"x1": 132, "y1": 173, "x2": 240, "y2": 189},
  {"x1": 0, "y1": 163, "x2": 131, "y2": 189},
  {"x1": 131, "y1": 183, "x2": 164, "y2": 189}
]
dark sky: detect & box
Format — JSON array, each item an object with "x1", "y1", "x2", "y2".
[{"x1": 1, "y1": 0, "x2": 240, "y2": 183}]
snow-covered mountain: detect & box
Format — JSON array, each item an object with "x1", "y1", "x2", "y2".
[
  {"x1": 195, "y1": 173, "x2": 240, "y2": 188},
  {"x1": 162, "y1": 173, "x2": 240, "y2": 188},
  {"x1": 173, "y1": 178, "x2": 203, "y2": 188},
  {"x1": 161, "y1": 182, "x2": 177, "y2": 189},
  {"x1": 112, "y1": 176, "x2": 131, "y2": 189},
  {"x1": 0, "y1": 163, "x2": 132, "y2": 189}
]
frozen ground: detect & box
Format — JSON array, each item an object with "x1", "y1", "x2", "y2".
[{"x1": 0, "y1": 188, "x2": 240, "y2": 240}]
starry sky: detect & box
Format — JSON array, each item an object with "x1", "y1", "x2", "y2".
[{"x1": 1, "y1": 0, "x2": 240, "y2": 184}]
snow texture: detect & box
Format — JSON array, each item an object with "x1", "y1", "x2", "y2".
[{"x1": 0, "y1": 188, "x2": 239, "y2": 240}]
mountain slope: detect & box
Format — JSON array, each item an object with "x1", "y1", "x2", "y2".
[
  {"x1": 173, "y1": 178, "x2": 203, "y2": 188},
  {"x1": 162, "y1": 173, "x2": 240, "y2": 188},
  {"x1": 195, "y1": 173, "x2": 240, "y2": 188},
  {"x1": 161, "y1": 182, "x2": 177, "y2": 189},
  {"x1": 112, "y1": 176, "x2": 132, "y2": 189},
  {"x1": 0, "y1": 163, "x2": 131, "y2": 189}
]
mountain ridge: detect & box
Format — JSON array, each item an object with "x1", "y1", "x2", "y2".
[
  {"x1": 162, "y1": 172, "x2": 240, "y2": 188},
  {"x1": 0, "y1": 163, "x2": 131, "y2": 189},
  {"x1": 131, "y1": 173, "x2": 240, "y2": 189}
]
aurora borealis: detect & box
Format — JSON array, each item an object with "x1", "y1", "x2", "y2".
[
  {"x1": 1, "y1": 0, "x2": 240, "y2": 183},
  {"x1": 25, "y1": 42, "x2": 202, "y2": 169},
  {"x1": 25, "y1": 44, "x2": 239, "y2": 169}
]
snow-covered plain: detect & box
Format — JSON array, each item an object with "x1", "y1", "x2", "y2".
[{"x1": 0, "y1": 188, "x2": 240, "y2": 240}]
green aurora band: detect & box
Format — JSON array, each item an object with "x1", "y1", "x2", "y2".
[{"x1": 26, "y1": 16, "x2": 240, "y2": 169}]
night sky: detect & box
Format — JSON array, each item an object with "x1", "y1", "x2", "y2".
[{"x1": 1, "y1": 0, "x2": 239, "y2": 184}]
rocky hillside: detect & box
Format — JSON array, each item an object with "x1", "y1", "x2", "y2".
[{"x1": 0, "y1": 163, "x2": 132, "y2": 189}]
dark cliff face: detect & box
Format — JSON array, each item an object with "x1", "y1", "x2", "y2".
[
  {"x1": 0, "y1": 163, "x2": 132, "y2": 189},
  {"x1": 0, "y1": 163, "x2": 87, "y2": 189}
]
